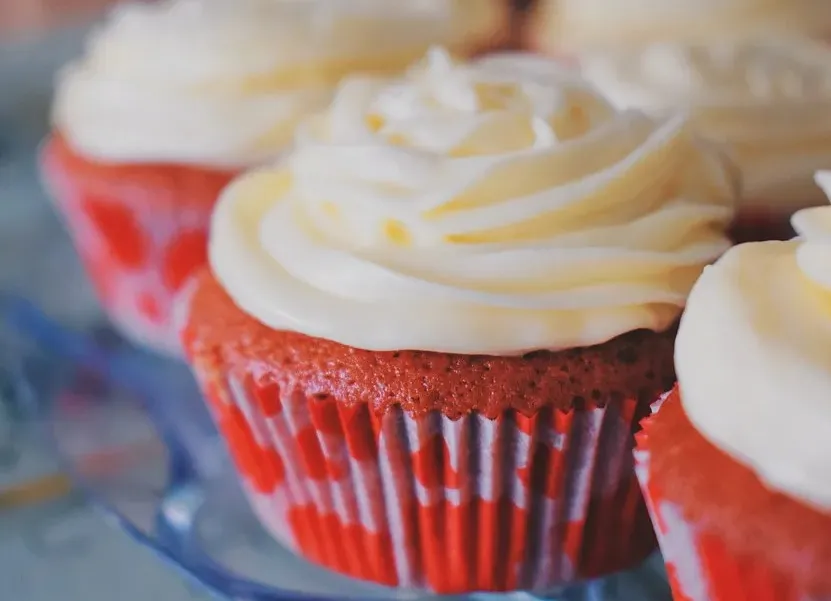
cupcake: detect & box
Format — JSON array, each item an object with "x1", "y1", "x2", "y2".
[
  {"x1": 449, "y1": 0, "x2": 513, "y2": 53},
  {"x1": 180, "y1": 48, "x2": 736, "y2": 593},
  {"x1": 635, "y1": 172, "x2": 831, "y2": 600},
  {"x1": 528, "y1": 0, "x2": 831, "y2": 56},
  {"x1": 580, "y1": 39, "x2": 831, "y2": 243},
  {"x1": 41, "y1": 0, "x2": 493, "y2": 356}
]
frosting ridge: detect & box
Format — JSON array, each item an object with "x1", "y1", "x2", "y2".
[{"x1": 211, "y1": 49, "x2": 736, "y2": 355}]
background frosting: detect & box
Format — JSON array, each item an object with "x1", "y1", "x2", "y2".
[
  {"x1": 52, "y1": 0, "x2": 479, "y2": 167},
  {"x1": 210, "y1": 49, "x2": 736, "y2": 355},
  {"x1": 536, "y1": 0, "x2": 831, "y2": 50},
  {"x1": 581, "y1": 40, "x2": 831, "y2": 210},
  {"x1": 676, "y1": 171, "x2": 831, "y2": 511}
]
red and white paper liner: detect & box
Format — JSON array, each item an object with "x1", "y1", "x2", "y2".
[
  {"x1": 187, "y1": 356, "x2": 657, "y2": 594},
  {"x1": 40, "y1": 135, "x2": 238, "y2": 356},
  {"x1": 635, "y1": 393, "x2": 824, "y2": 601}
]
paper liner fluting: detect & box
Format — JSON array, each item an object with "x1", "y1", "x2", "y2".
[
  {"x1": 190, "y1": 361, "x2": 656, "y2": 594},
  {"x1": 635, "y1": 395, "x2": 821, "y2": 601},
  {"x1": 40, "y1": 135, "x2": 237, "y2": 355}
]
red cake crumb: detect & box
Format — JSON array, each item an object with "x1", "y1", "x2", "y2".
[{"x1": 183, "y1": 268, "x2": 677, "y2": 419}]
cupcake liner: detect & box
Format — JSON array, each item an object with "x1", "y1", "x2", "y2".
[
  {"x1": 191, "y1": 360, "x2": 656, "y2": 594},
  {"x1": 635, "y1": 395, "x2": 820, "y2": 601},
  {"x1": 40, "y1": 135, "x2": 238, "y2": 355}
]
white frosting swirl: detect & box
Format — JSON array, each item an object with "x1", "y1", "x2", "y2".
[
  {"x1": 582, "y1": 40, "x2": 831, "y2": 211},
  {"x1": 536, "y1": 0, "x2": 831, "y2": 50},
  {"x1": 52, "y1": 0, "x2": 484, "y2": 167},
  {"x1": 677, "y1": 171, "x2": 831, "y2": 511},
  {"x1": 210, "y1": 49, "x2": 736, "y2": 355}
]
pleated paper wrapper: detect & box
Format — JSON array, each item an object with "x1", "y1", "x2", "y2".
[
  {"x1": 40, "y1": 134, "x2": 237, "y2": 356},
  {"x1": 190, "y1": 360, "x2": 657, "y2": 595},
  {"x1": 635, "y1": 394, "x2": 824, "y2": 601}
]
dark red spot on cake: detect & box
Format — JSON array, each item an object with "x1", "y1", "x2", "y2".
[{"x1": 616, "y1": 346, "x2": 638, "y2": 365}]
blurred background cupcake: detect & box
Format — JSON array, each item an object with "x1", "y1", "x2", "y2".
[
  {"x1": 40, "y1": 0, "x2": 499, "y2": 357},
  {"x1": 580, "y1": 38, "x2": 831, "y2": 242},
  {"x1": 180, "y1": 48, "x2": 736, "y2": 593},
  {"x1": 635, "y1": 173, "x2": 831, "y2": 600},
  {"x1": 448, "y1": 0, "x2": 513, "y2": 53},
  {"x1": 527, "y1": 0, "x2": 831, "y2": 57}
]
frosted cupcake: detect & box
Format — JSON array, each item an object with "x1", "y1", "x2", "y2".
[
  {"x1": 580, "y1": 39, "x2": 831, "y2": 242},
  {"x1": 41, "y1": 0, "x2": 489, "y2": 355},
  {"x1": 635, "y1": 172, "x2": 831, "y2": 601},
  {"x1": 529, "y1": 0, "x2": 831, "y2": 55},
  {"x1": 180, "y1": 49, "x2": 736, "y2": 593}
]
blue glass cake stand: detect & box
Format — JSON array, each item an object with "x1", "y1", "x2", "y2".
[{"x1": 0, "y1": 295, "x2": 672, "y2": 601}]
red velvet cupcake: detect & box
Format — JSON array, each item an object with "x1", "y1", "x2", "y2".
[
  {"x1": 180, "y1": 50, "x2": 736, "y2": 593},
  {"x1": 42, "y1": 133, "x2": 237, "y2": 354},
  {"x1": 41, "y1": 0, "x2": 490, "y2": 355},
  {"x1": 635, "y1": 181, "x2": 831, "y2": 600}
]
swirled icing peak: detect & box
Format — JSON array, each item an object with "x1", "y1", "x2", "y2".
[
  {"x1": 676, "y1": 172, "x2": 831, "y2": 510},
  {"x1": 210, "y1": 49, "x2": 737, "y2": 355}
]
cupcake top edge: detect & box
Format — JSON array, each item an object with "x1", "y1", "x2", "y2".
[
  {"x1": 579, "y1": 38, "x2": 831, "y2": 207},
  {"x1": 676, "y1": 176, "x2": 831, "y2": 511},
  {"x1": 209, "y1": 49, "x2": 737, "y2": 356},
  {"x1": 50, "y1": 0, "x2": 485, "y2": 168}
]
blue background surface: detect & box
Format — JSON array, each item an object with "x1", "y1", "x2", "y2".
[{"x1": 0, "y1": 24, "x2": 211, "y2": 601}]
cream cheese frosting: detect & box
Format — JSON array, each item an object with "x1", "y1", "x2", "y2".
[
  {"x1": 210, "y1": 49, "x2": 736, "y2": 355},
  {"x1": 52, "y1": 0, "x2": 482, "y2": 167},
  {"x1": 535, "y1": 0, "x2": 831, "y2": 51},
  {"x1": 581, "y1": 40, "x2": 831, "y2": 211},
  {"x1": 676, "y1": 171, "x2": 831, "y2": 511}
]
